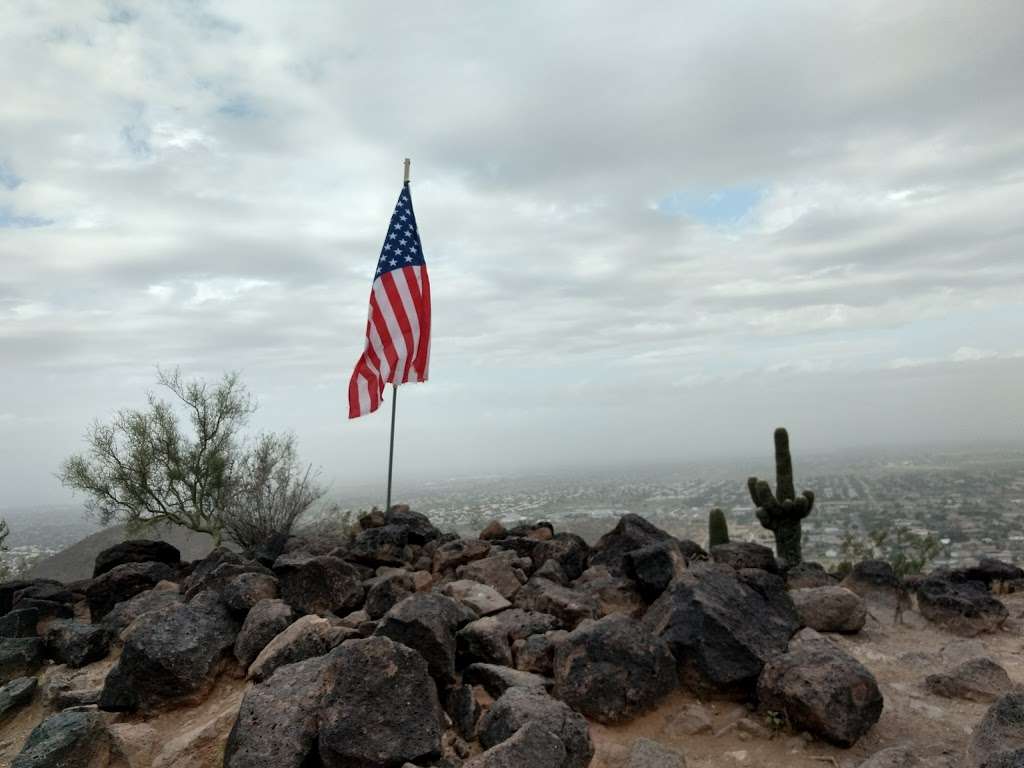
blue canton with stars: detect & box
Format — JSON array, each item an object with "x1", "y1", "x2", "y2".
[{"x1": 375, "y1": 182, "x2": 425, "y2": 279}]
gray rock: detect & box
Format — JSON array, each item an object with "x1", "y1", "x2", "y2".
[
  {"x1": 464, "y1": 662, "x2": 549, "y2": 697},
  {"x1": 757, "y1": 628, "x2": 883, "y2": 747},
  {"x1": 514, "y1": 576, "x2": 598, "y2": 629},
  {"x1": 574, "y1": 566, "x2": 646, "y2": 619},
  {"x1": 442, "y1": 579, "x2": 512, "y2": 617},
  {"x1": 11, "y1": 710, "x2": 111, "y2": 768},
  {"x1": 590, "y1": 514, "x2": 675, "y2": 576},
  {"x1": 917, "y1": 576, "x2": 1008, "y2": 636},
  {"x1": 45, "y1": 620, "x2": 110, "y2": 668},
  {"x1": 234, "y1": 598, "x2": 296, "y2": 667},
  {"x1": 347, "y1": 524, "x2": 414, "y2": 566},
  {"x1": 625, "y1": 540, "x2": 687, "y2": 601},
  {"x1": 785, "y1": 562, "x2": 835, "y2": 590},
  {"x1": 272, "y1": 553, "x2": 364, "y2": 615},
  {"x1": 643, "y1": 563, "x2": 799, "y2": 695},
  {"x1": 446, "y1": 683, "x2": 481, "y2": 740},
  {"x1": 93, "y1": 539, "x2": 180, "y2": 577},
  {"x1": 968, "y1": 694, "x2": 1024, "y2": 768},
  {"x1": 513, "y1": 630, "x2": 567, "y2": 676},
  {"x1": 857, "y1": 746, "x2": 922, "y2": 768},
  {"x1": 458, "y1": 554, "x2": 529, "y2": 599},
  {"x1": 221, "y1": 571, "x2": 279, "y2": 615},
  {"x1": 248, "y1": 614, "x2": 348, "y2": 682},
  {"x1": 318, "y1": 636, "x2": 444, "y2": 767},
  {"x1": 364, "y1": 570, "x2": 416, "y2": 619},
  {"x1": 711, "y1": 541, "x2": 778, "y2": 574},
  {"x1": 101, "y1": 584, "x2": 183, "y2": 643},
  {"x1": 479, "y1": 686, "x2": 594, "y2": 768},
  {"x1": 927, "y1": 657, "x2": 1017, "y2": 702},
  {"x1": 553, "y1": 614, "x2": 675, "y2": 724},
  {"x1": 790, "y1": 586, "x2": 867, "y2": 633},
  {"x1": 0, "y1": 637, "x2": 44, "y2": 683},
  {"x1": 225, "y1": 652, "x2": 344, "y2": 768},
  {"x1": 464, "y1": 721, "x2": 567, "y2": 768},
  {"x1": 458, "y1": 609, "x2": 560, "y2": 667},
  {"x1": 433, "y1": 538, "x2": 492, "y2": 573},
  {"x1": 99, "y1": 592, "x2": 239, "y2": 711},
  {"x1": 375, "y1": 592, "x2": 475, "y2": 682},
  {"x1": 0, "y1": 608, "x2": 39, "y2": 638},
  {"x1": 85, "y1": 561, "x2": 176, "y2": 620},
  {"x1": 382, "y1": 506, "x2": 442, "y2": 544},
  {"x1": 0, "y1": 676, "x2": 37, "y2": 720},
  {"x1": 530, "y1": 533, "x2": 591, "y2": 582},
  {"x1": 627, "y1": 738, "x2": 686, "y2": 768}
]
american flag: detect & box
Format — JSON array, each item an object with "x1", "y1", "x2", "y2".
[{"x1": 348, "y1": 182, "x2": 431, "y2": 418}]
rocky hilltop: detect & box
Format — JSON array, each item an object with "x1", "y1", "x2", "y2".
[{"x1": 2, "y1": 507, "x2": 1024, "y2": 767}]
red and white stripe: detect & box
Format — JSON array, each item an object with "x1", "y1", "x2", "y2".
[{"x1": 348, "y1": 264, "x2": 431, "y2": 418}]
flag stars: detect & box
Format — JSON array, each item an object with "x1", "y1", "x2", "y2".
[
  {"x1": 404, "y1": 255, "x2": 413, "y2": 262},
  {"x1": 389, "y1": 259, "x2": 398, "y2": 266}
]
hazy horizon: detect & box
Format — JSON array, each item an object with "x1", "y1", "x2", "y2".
[{"x1": 3, "y1": 2, "x2": 1023, "y2": 509}]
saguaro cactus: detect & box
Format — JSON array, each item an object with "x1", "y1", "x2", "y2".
[
  {"x1": 708, "y1": 508, "x2": 730, "y2": 548},
  {"x1": 748, "y1": 427, "x2": 815, "y2": 565}
]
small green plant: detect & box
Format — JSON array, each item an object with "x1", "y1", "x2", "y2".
[
  {"x1": 837, "y1": 525, "x2": 948, "y2": 578},
  {"x1": 764, "y1": 710, "x2": 786, "y2": 735},
  {"x1": 708, "y1": 508, "x2": 730, "y2": 548}
]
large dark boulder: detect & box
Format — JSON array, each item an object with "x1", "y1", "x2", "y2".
[
  {"x1": 513, "y1": 576, "x2": 598, "y2": 629},
  {"x1": 272, "y1": 554, "x2": 364, "y2": 615},
  {"x1": 458, "y1": 609, "x2": 561, "y2": 667},
  {"x1": 10, "y1": 581, "x2": 74, "y2": 620},
  {"x1": 0, "y1": 607, "x2": 39, "y2": 638},
  {"x1": 0, "y1": 580, "x2": 34, "y2": 616},
  {"x1": 625, "y1": 540, "x2": 687, "y2": 601},
  {"x1": 235, "y1": 598, "x2": 296, "y2": 668},
  {"x1": 346, "y1": 525, "x2": 413, "y2": 566},
  {"x1": 757, "y1": 628, "x2": 883, "y2": 747},
  {"x1": 0, "y1": 676, "x2": 37, "y2": 720},
  {"x1": 478, "y1": 686, "x2": 594, "y2": 768},
  {"x1": 220, "y1": 571, "x2": 279, "y2": 616},
  {"x1": 93, "y1": 539, "x2": 180, "y2": 577},
  {"x1": 711, "y1": 541, "x2": 778, "y2": 574},
  {"x1": 364, "y1": 571, "x2": 416, "y2": 619},
  {"x1": 383, "y1": 505, "x2": 442, "y2": 544},
  {"x1": 958, "y1": 558, "x2": 1024, "y2": 588},
  {"x1": 182, "y1": 560, "x2": 273, "y2": 602},
  {"x1": 101, "y1": 584, "x2": 183, "y2": 643},
  {"x1": 85, "y1": 561, "x2": 176, "y2": 621},
  {"x1": 917, "y1": 575, "x2": 1008, "y2": 636},
  {"x1": 643, "y1": 563, "x2": 799, "y2": 696},
  {"x1": 531, "y1": 533, "x2": 591, "y2": 582},
  {"x1": 318, "y1": 635, "x2": 444, "y2": 767},
  {"x1": 553, "y1": 614, "x2": 675, "y2": 723},
  {"x1": 465, "y1": 721, "x2": 567, "y2": 768},
  {"x1": 374, "y1": 592, "x2": 475, "y2": 682},
  {"x1": 99, "y1": 592, "x2": 239, "y2": 712},
  {"x1": 180, "y1": 547, "x2": 247, "y2": 594},
  {"x1": 967, "y1": 693, "x2": 1024, "y2": 768},
  {"x1": 0, "y1": 638, "x2": 45, "y2": 683},
  {"x1": 11, "y1": 710, "x2": 111, "y2": 768},
  {"x1": 590, "y1": 514, "x2": 675, "y2": 576},
  {"x1": 225, "y1": 652, "x2": 344, "y2": 768},
  {"x1": 45, "y1": 620, "x2": 110, "y2": 668}
]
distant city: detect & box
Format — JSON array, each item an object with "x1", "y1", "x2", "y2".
[{"x1": 4, "y1": 445, "x2": 1024, "y2": 573}]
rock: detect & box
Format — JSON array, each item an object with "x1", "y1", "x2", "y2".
[
  {"x1": 0, "y1": 676, "x2": 36, "y2": 720},
  {"x1": 480, "y1": 520, "x2": 508, "y2": 540},
  {"x1": 531, "y1": 533, "x2": 591, "y2": 582},
  {"x1": 464, "y1": 662, "x2": 549, "y2": 697},
  {"x1": 11, "y1": 710, "x2": 111, "y2": 768},
  {"x1": 446, "y1": 683, "x2": 481, "y2": 740},
  {"x1": 375, "y1": 593, "x2": 475, "y2": 682},
  {"x1": 857, "y1": 746, "x2": 921, "y2": 768},
  {"x1": 318, "y1": 635, "x2": 444, "y2": 767},
  {"x1": 711, "y1": 542, "x2": 779, "y2": 574},
  {"x1": 182, "y1": 560, "x2": 274, "y2": 603},
  {"x1": 941, "y1": 638, "x2": 990, "y2": 666},
  {"x1": 0, "y1": 607, "x2": 39, "y2": 638},
  {"x1": 960, "y1": 558, "x2": 1024, "y2": 588},
  {"x1": 433, "y1": 538, "x2": 492, "y2": 573},
  {"x1": 108, "y1": 722, "x2": 159, "y2": 768},
  {"x1": 348, "y1": 525, "x2": 414, "y2": 566},
  {"x1": 513, "y1": 631, "x2": 567, "y2": 676},
  {"x1": 220, "y1": 571, "x2": 279, "y2": 616},
  {"x1": 643, "y1": 563, "x2": 799, "y2": 695},
  {"x1": 180, "y1": 548, "x2": 247, "y2": 593},
  {"x1": 249, "y1": 531, "x2": 290, "y2": 568},
  {"x1": 626, "y1": 738, "x2": 686, "y2": 768},
  {"x1": 0, "y1": 579, "x2": 35, "y2": 616},
  {"x1": 11, "y1": 581, "x2": 74, "y2": 618},
  {"x1": 42, "y1": 677, "x2": 101, "y2": 710},
  {"x1": 662, "y1": 702, "x2": 713, "y2": 737},
  {"x1": 248, "y1": 614, "x2": 347, "y2": 682},
  {"x1": 514, "y1": 576, "x2": 598, "y2": 628},
  {"x1": 968, "y1": 694, "x2": 1024, "y2": 768},
  {"x1": 757, "y1": 628, "x2": 883, "y2": 747},
  {"x1": 85, "y1": 561, "x2": 177, "y2": 621},
  {"x1": 272, "y1": 553, "x2": 364, "y2": 615},
  {"x1": 93, "y1": 539, "x2": 181, "y2": 577},
  {"x1": 574, "y1": 566, "x2": 646, "y2": 619},
  {"x1": 364, "y1": 571, "x2": 416, "y2": 619},
  {"x1": 478, "y1": 686, "x2": 594, "y2": 768},
  {"x1": 458, "y1": 553, "x2": 529, "y2": 599},
  {"x1": 785, "y1": 562, "x2": 835, "y2": 590},
  {"x1": 790, "y1": 586, "x2": 867, "y2": 633},
  {"x1": 841, "y1": 560, "x2": 904, "y2": 606},
  {"x1": 99, "y1": 592, "x2": 239, "y2": 711},
  {"x1": 101, "y1": 584, "x2": 183, "y2": 643},
  {"x1": 0, "y1": 637, "x2": 44, "y2": 683},
  {"x1": 441, "y1": 579, "x2": 512, "y2": 617},
  {"x1": 45, "y1": 620, "x2": 110, "y2": 668},
  {"x1": 235, "y1": 598, "x2": 296, "y2": 667},
  {"x1": 226, "y1": 651, "x2": 345, "y2": 768},
  {"x1": 917, "y1": 575, "x2": 1008, "y2": 636},
  {"x1": 151, "y1": 699, "x2": 239, "y2": 768},
  {"x1": 458, "y1": 608, "x2": 560, "y2": 666},
  {"x1": 465, "y1": 721, "x2": 567, "y2": 768},
  {"x1": 591, "y1": 514, "x2": 675, "y2": 576},
  {"x1": 534, "y1": 558, "x2": 568, "y2": 585},
  {"x1": 553, "y1": 615, "x2": 676, "y2": 723},
  {"x1": 625, "y1": 540, "x2": 687, "y2": 601},
  {"x1": 359, "y1": 508, "x2": 387, "y2": 530},
  {"x1": 926, "y1": 657, "x2": 1016, "y2": 702},
  {"x1": 383, "y1": 506, "x2": 442, "y2": 544}
]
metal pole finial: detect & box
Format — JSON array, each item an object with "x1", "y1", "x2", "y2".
[{"x1": 403, "y1": 158, "x2": 411, "y2": 184}]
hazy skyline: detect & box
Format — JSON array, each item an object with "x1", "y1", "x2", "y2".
[{"x1": 3, "y1": 2, "x2": 1023, "y2": 507}]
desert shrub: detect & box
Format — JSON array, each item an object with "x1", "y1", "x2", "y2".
[{"x1": 837, "y1": 525, "x2": 948, "y2": 578}]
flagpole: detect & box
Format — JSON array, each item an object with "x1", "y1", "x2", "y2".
[{"x1": 385, "y1": 158, "x2": 411, "y2": 512}]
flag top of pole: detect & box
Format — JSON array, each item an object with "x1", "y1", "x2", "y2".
[{"x1": 347, "y1": 158, "x2": 432, "y2": 509}]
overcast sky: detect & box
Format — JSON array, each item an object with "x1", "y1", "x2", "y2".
[{"x1": 3, "y1": 1, "x2": 1024, "y2": 508}]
